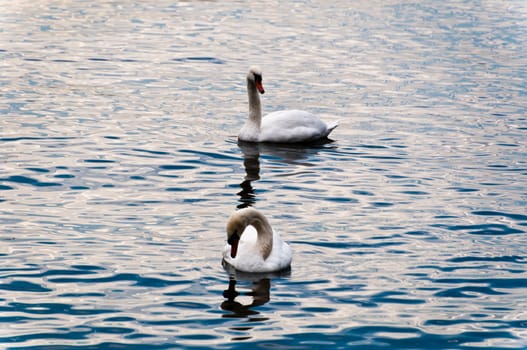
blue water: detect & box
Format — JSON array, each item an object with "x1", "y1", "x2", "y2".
[{"x1": 1, "y1": 1, "x2": 527, "y2": 349}]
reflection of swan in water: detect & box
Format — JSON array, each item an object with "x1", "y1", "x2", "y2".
[
  {"x1": 221, "y1": 264, "x2": 291, "y2": 319},
  {"x1": 238, "y1": 140, "x2": 335, "y2": 166},
  {"x1": 237, "y1": 140, "x2": 336, "y2": 209},
  {"x1": 221, "y1": 277, "x2": 270, "y2": 319},
  {"x1": 237, "y1": 142, "x2": 260, "y2": 209}
]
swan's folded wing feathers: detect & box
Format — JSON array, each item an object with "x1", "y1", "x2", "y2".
[{"x1": 260, "y1": 110, "x2": 337, "y2": 143}]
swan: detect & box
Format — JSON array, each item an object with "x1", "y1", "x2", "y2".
[
  {"x1": 238, "y1": 66, "x2": 339, "y2": 143},
  {"x1": 223, "y1": 207, "x2": 292, "y2": 273}
]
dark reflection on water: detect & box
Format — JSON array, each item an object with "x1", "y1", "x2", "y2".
[
  {"x1": 237, "y1": 142, "x2": 260, "y2": 209},
  {"x1": 221, "y1": 278, "x2": 271, "y2": 319},
  {"x1": 236, "y1": 141, "x2": 336, "y2": 208},
  {"x1": 220, "y1": 262, "x2": 292, "y2": 342}
]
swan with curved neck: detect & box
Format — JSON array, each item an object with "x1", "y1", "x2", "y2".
[
  {"x1": 223, "y1": 207, "x2": 292, "y2": 273},
  {"x1": 239, "y1": 66, "x2": 339, "y2": 143}
]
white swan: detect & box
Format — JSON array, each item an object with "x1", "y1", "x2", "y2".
[
  {"x1": 238, "y1": 66, "x2": 339, "y2": 143},
  {"x1": 223, "y1": 207, "x2": 292, "y2": 273}
]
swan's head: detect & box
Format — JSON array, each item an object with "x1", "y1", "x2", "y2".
[
  {"x1": 226, "y1": 207, "x2": 260, "y2": 258},
  {"x1": 247, "y1": 66, "x2": 265, "y2": 94},
  {"x1": 226, "y1": 208, "x2": 249, "y2": 258}
]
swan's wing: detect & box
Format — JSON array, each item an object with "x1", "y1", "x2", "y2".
[
  {"x1": 263, "y1": 230, "x2": 292, "y2": 271},
  {"x1": 263, "y1": 110, "x2": 322, "y2": 128},
  {"x1": 260, "y1": 110, "x2": 337, "y2": 143}
]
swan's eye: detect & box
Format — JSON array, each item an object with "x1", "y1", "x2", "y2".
[{"x1": 254, "y1": 74, "x2": 262, "y2": 83}]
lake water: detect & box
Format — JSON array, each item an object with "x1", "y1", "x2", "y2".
[{"x1": 1, "y1": 0, "x2": 527, "y2": 349}]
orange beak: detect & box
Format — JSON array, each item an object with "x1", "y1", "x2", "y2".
[{"x1": 255, "y1": 81, "x2": 265, "y2": 94}]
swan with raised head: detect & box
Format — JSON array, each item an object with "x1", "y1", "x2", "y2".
[
  {"x1": 239, "y1": 66, "x2": 339, "y2": 143},
  {"x1": 223, "y1": 207, "x2": 292, "y2": 273}
]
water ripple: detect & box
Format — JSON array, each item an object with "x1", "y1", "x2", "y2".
[
  {"x1": 48, "y1": 273, "x2": 186, "y2": 288},
  {"x1": 472, "y1": 210, "x2": 527, "y2": 221},
  {"x1": 0, "y1": 302, "x2": 116, "y2": 316},
  {"x1": 436, "y1": 223, "x2": 524, "y2": 235},
  {"x1": 0, "y1": 175, "x2": 62, "y2": 188}
]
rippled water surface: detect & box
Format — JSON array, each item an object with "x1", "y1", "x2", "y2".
[{"x1": 1, "y1": 0, "x2": 527, "y2": 349}]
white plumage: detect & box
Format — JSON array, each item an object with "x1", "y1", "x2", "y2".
[
  {"x1": 238, "y1": 66, "x2": 338, "y2": 143},
  {"x1": 223, "y1": 208, "x2": 292, "y2": 273}
]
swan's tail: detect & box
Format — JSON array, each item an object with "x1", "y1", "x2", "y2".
[{"x1": 325, "y1": 120, "x2": 339, "y2": 137}]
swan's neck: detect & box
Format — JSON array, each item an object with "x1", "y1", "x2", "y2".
[
  {"x1": 247, "y1": 79, "x2": 262, "y2": 128},
  {"x1": 250, "y1": 215, "x2": 273, "y2": 260}
]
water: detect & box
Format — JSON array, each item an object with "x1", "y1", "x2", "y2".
[{"x1": 1, "y1": 0, "x2": 526, "y2": 348}]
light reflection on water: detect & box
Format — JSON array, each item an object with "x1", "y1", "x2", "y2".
[{"x1": 1, "y1": 0, "x2": 527, "y2": 349}]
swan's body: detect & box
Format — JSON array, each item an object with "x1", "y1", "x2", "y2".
[
  {"x1": 223, "y1": 207, "x2": 292, "y2": 273},
  {"x1": 238, "y1": 66, "x2": 338, "y2": 143}
]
